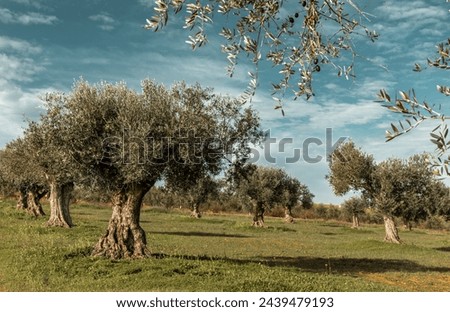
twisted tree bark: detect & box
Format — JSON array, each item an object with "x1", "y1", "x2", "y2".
[
  {"x1": 191, "y1": 203, "x2": 202, "y2": 218},
  {"x1": 27, "y1": 188, "x2": 47, "y2": 217},
  {"x1": 351, "y1": 214, "x2": 360, "y2": 229},
  {"x1": 16, "y1": 186, "x2": 28, "y2": 211},
  {"x1": 252, "y1": 202, "x2": 265, "y2": 227},
  {"x1": 47, "y1": 180, "x2": 74, "y2": 228},
  {"x1": 383, "y1": 215, "x2": 401, "y2": 243},
  {"x1": 284, "y1": 207, "x2": 295, "y2": 223},
  {"x1": 92, "y1": 182, "x2": 153, "y2": 259}
]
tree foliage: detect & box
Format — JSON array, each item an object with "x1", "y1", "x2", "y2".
[
  {"x1": 0, "y1": 137, "x2": 48, "y2": 215},
  {"x1": 378, "y1": 37, "x2": 450, "y2": 174},
  {"x1": 328, "y1": 142, "x2": 448, "y2": 241},
  {"x1": 34, "y1": 78, "x2": 261, "y2": 258},
  {"x1": 327, "y1": 140, "x2": 375, "y2": 197},
  {"x1": 145, "y1": 0, "x2": 377, "y2": 106},
  {"x1": 228, "y1": 164, "x2": 313, "y2": 225}
]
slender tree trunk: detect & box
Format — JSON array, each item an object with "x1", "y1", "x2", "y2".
[
  {"x1": 403, "y1": 218, "x2": 413, "y2": 231},
  {"x1": 383, "y1": 215, "x2": 401, "y2": 243},
  {"x1": 27, "y1": 189, "x2": 47, "y2": 217},
  {"x1": 351, "y1": 214, "x2": 360, "y2": 228},
  {"x1": 191, "y1": 203, "x2": 202, "y2": 218},
  {"x1": 252, "y1": 202, "x2": 265, "y2": 227},
  {"x1": 47, "y1": 180, "x2": 74, "y2": 228},
  {"x1": 16, "y1": 186, "x2": 28, "y2": 210},
  {"x1": 284, "y1": 207, "x2": 294, "y2": 223},
  {"x1": 92, "y1": 182, "x2": 153, "y2": 259}
]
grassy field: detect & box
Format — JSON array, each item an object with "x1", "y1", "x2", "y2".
[{"x1": 0, "y1": 198, "x2": 449, "y2": 292}]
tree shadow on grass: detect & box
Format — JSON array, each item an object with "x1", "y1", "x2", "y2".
[
  {"x1": 257, "y1": 256, "x2": 450, "y2": 274},
  {"x1": 435, "y1": 247, "x2": 450, "y2": 252},
  {"x1": 148, "y1": 231, "x2": 251, "y2": 238},
  {"x1": 151, "y1": 253, "x2": 450, "y2": 274}
]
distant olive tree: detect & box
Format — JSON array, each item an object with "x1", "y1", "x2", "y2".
[
  {"x1": 24, "y1": 95, "x2": 82, "y2": 228},
  {"x1": 329, "y1": 141, "x2": 442, "y2": 243},
  {"x1": 38, "y1": 79, "x2": 260, "y2": 259},
  {"x1": 280, "y1": 174, "x2": 314, "y2": 223},
  {"x1": 0, "y1": 138, "x2": 48, "y2": 217},
  {"x1": 228, "y1": 164, "x2": 313, "y2": 226},
  {"x1": 166, "y1": 174, "x2": 219, "y2": 218},
  {"x1": 341, "y1": 195, "x2": 366, "y2": 228},
  {"x1": 146, "y1": 0, "x2": 377, "y2": 107}
]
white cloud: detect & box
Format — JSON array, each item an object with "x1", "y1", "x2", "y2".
[
  {"x1": 89, "y1": 12, "x2": 117, "y2": 31},
  {"x1": 0, "y1": 8, "x2": 58, "y2": 25},
  {"x1": 0, "y1": 79, "x2": 47, "y2": 146},
  {"x1": 7, "y1": 0, "x2": 45, "y2": 9},
  {"x1": 89, "y1": 13, "x2": 115, "y2": 24},
  {"x1": 137, "y1": 0, "x2": 152, "y2": 8},
  {"x1": 377, "y1": 1, "x2": 447, "y2": 21},
  {"x1": 0, "y1": 54, "x2": 44, "y2": 82},
  {"x1": 0, "y1": 35, "x2": 47, "y2": 146},
  {"x1": 0, "y1": 36, "x2": 42, "y2": 54}
]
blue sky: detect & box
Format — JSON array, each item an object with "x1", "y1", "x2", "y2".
[{"x1": 0, "y1": 0, "x2": 449, "y2": 204}]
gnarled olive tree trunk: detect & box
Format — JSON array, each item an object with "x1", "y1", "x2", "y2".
[
  {"x1": 252, "y1": 202, "x2": 265, "y2": 227},
  {"x1": 284, "y1": 207, "x2": 294, "y2": 223},
  {"x1": 92, "y1": 182, "x2": 153, "y2": 259},
  {"x1": 383, "y1": 215, "x2": 401, "y2": 243},
  {"x1": 27, "y1": 188, "x2": 47, "y2": 217},
  {"x1": 16, "y1": 186, "x2": 28, "y2": 210},
  {"x1": 351, "y1": 214, "x2": 360, "y2": 229},
  {"x1": 47, "y1": 180, "x2": 74, "y2": 228},
  {"x1": 191, "y1": 203, "x2": 202, "y2": 218}
]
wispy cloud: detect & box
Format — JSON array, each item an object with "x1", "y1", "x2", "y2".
[
  {"x1": 0, "y1": 79, "x2": 48, "y2": 145},
  {"x1": 89, "y1": 12, "x2": 117, "y2": 31},
  {"x1": 137, "y1": 0, "x2": 152, "y2": 8},
  {"x1": 0, "y1": 8, "x2": 58, "y2": 25},
  {"x1": 0, "y1": 54, "x2": 44, "y2": 82},
  {"x1": 7, "y1": 0, "x2": 45, "y2": 9},
  {"x1": 0, "y1": 36, "x2": 42, "y2": 54},
  {"x1": 377, "y1": 0, "x2": 448, "y2": 21}
]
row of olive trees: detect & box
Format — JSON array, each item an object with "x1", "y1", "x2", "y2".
[
  {"x1": 224, "y1": 163, "x2": 314, "y2": 226},
  {"x1": 328, "y1": 141, "x2": 450, "y2": 243},
  {"x1": 145, "y1": 164, "x2": 314, "y2": 224},
  {"x1": 0, "y1": 79, "x2": 261, "y2": 259}
]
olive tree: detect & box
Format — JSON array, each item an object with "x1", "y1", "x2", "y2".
[
  {"x1": 341, "y1": 195, "x2": 366, "y2": 228},
  {"x1": 42, "y1": 79, "x2": 260, "y2": 259},
  {"x1": 228, "y1": 164, "x2": 313, "y2": 226},
  {"x1": 166, "y1": 174, "x2": 219, "y2": 218},
  {"x1": 329, "y1": 142, "x2": 444, "y2": 243},
  {"x1": 145, "y1": 0, "x2": 378, "y2": 106},
  {"x1": 280, "y1": 175, "x2": 314, "y2": 223},
  {"x1": 25, "y1": 98, "x2": 77, "y2": 228},
  {"x1": 0, "y1": 138, "x2": 48, "y2": 217}
]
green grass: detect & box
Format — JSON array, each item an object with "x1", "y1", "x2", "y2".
[{"x1": 0, "y1": 199, "x2": 449, "y2": 292}]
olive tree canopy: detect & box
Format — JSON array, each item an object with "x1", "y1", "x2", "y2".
[
  {"x1": 329, "y1": 141, "x2": 447, "y2": 243},
  {"x1": 145, "y1": 0, "x2": 378, "y2": 107},
  {"x1": 0, "y1": 138, "x2": 48, "y2": 217},
  {"x1": 40, "y1": 79, "x2": 260, "y2": 259}
]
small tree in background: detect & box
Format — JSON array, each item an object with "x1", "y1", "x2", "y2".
[
  {"x1": 228, "y1": 164, "x2": 313, "y2": 226},
  {"x1": 341, "y1": 196, "x2": 366, "y2": 228},
  {"x1": 166, "y1": 174, "x2": 219, "y2": 218},
  {"x1": 329, "y1": 141, "x2": 443, "y2": 243},
  {"x1": 0, "y1": 138, "x2": 48, "y2": 217},
  {"x1": 280, "y1": 176, "x2": 314, "y2": 223}
]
